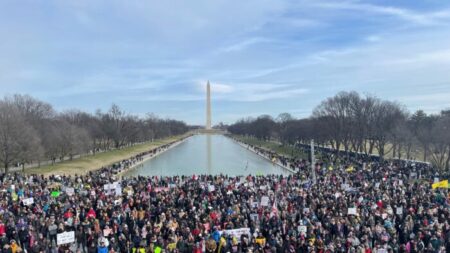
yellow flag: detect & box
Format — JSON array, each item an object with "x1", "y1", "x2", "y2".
[
  {"x1": 346, "y1": 166, "x2": 354, "y2": 172},
  {"x1": 432, "y1": 180, "x2": 448, "y2": 189}
]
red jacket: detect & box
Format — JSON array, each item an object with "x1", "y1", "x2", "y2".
[{"x1": 0, "y1": 223, "x2": 5, "y2": 236}]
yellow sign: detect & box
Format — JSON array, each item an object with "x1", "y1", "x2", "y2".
[{"x1": 432, "y1": 180, "x2": 448, "y2": 189}]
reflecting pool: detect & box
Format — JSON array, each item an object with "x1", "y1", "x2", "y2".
[{"x1": 123, "y1": 134, "x2": 291, "y2": 177}]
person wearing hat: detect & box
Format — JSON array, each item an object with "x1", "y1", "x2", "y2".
[{"x1": 97, "y1": 240, "x2": 108, "y2": 253}]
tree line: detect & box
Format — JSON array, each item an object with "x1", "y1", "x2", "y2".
[
  {"x1": 228, "y1": 91, "x2": 450, "y2": 170},
  {"x1": 0, "y1": 94, "x2": 189, "y2": 172}
]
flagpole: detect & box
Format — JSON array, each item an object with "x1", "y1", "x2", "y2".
[{"x1": 311, "y1": 139, "x2": 316, "y2": 185}]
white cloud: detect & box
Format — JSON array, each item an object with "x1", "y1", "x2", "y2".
[
  {"x1": 311, "y1": 1, "x2": 450, "y2": 25},
  {"x1": 219, "y1": 37, "x2": 273, "y2": 53}
]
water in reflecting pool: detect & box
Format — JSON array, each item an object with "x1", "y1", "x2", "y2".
[{"x1": 123, "y1": 134, "x2": 290, "y2": 177}]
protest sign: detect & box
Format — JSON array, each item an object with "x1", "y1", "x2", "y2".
[
  {"x1": 348, "y1": 208, "x2": 357, "y2": 215},
  {"x1": 220, "y1": 228, "x2": 251, "y2": 242},
  {"x1": 51, "y1": 191, "x2": 60, "y2": 198},
  {"x1": 103, "y1": 228, "x2": 112, "y2": 237},
  {"x1": 260, "y1": 196, "x2": 270, "y2": 206},
  {"x1": 298, "y1": 226, "x2": 307, "y2": 234},
  {"x1": 208, "y1": 185, "x2": 215, "y2": 192},
  {"x1": 115, "y1": 186, "x2": 122, "y2": 196},
  {"x1": 57, "y1": 231, "x2": 75, "y2": 245},
  {"x1": 65, "y1": 187, "x2": 75, "y2": 196},
  {"x1": 396, "y1": 207, "x2": 403, "y2": 215},
  {"x1": 22, "y1": 198, "x2": 34, "y2": 206}
]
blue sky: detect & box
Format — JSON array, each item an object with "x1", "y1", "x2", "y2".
[{"x1": 1, "y1": 0, "x2": 450, "y2": 125}]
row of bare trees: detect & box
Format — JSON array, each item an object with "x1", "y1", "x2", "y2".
[
  {"x1": 228, "y1": 91, "x2": 450, "y2": 170},
  {"x1": 0, "y1": 95, "x2": 188, "y2": 172}
]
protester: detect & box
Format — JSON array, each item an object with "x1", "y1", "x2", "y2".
[{"x1": 0, "y1": 143, "x2": 449, "y2": 252}]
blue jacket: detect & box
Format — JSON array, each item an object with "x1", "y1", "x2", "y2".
[{"x1": 98, "y1": 246, "x2": 108, "y2": 253}]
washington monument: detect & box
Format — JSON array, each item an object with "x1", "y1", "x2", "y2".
[{"x1": 206, "y1": 81, "x2": 212, "y2": 130}]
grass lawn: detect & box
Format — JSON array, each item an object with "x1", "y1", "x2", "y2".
[
  {"x1": 25, "y1": 134, "x2": 190, "y2": 176},
  {"x1": 232, "y1": 135, "x2": 309, "y2": 160}
]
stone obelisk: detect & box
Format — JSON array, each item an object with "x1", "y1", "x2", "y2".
[{"x1": 206, "y1": 81, "x2": 212, "y2": 130}]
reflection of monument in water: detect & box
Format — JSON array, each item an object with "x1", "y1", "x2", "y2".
[{"x1": 207, "y1": 134, "x2": 212, "y2": 174}]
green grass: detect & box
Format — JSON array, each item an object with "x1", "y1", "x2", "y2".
[
  {"x1": 232, "y1": 135, "x2": 309, "y2": 160},
  {"x1": 25, "y1": 134, "x2": 190, "y2": 176}
]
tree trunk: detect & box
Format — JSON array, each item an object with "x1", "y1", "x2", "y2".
[
  {"x1": 445, "y1": 148, "x2": 450, "y2": 170},
  {"x1": 423, "y1": 145, "x2": 428, "y2": 162},
  {"x1": 392, "y1": 143, "x2": 396, "y2": 158},
  {"x1": 406, "y1": 144, "x2": 412, "y2": 160}
]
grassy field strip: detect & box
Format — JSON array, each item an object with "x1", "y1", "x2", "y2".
[
  {"x1": 232, "y1": 135, "x2": 308, "y2": 160},
  {"x1": 229, "y1": 137, "x2": 296, "y2": 174},
  {"x1": 25, "y1": 133, "x2": 191, "y2": 176}
]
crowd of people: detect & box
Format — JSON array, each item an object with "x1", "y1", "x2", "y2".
[{"x1": 1, "y1": 137, "x2": 449, "y2": 253}]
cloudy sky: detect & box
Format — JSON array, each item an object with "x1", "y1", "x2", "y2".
[{"x1": 1, "y1": 0, "x2": 450, "y2": 125}]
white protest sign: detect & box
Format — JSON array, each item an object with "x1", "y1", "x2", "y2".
[
  {"x1": 22, "y1": 198, "x2": 34, "y2": 206},
  {"x1": 65, "y1": 187, "x2": 75, "y2": 196},
  {"x1": 57, "y1": 231, "x2": 75, "y2": 245},
  {"x1": 348, "y1": 208, "x2": 357, "y2": 215},
  {"x1": 434, "y1": 177, "x2": 439, "y2": 183},
  {"x1": 220, "y1": 228, "x2": 251, "y2": 242},
  {"x1": 115, "y1": 186, "x2": 122, "y2": 196},
  {"x1": 396, "y1": 207, "x2": 403, "y2": 215},
  {"x1": 260, "y1": 196, "x2": 270, "y2": 206},
  {"x1": 298, "y1": 226, "x2": 307, "y2": 234},
  {"x1": 208, "y1": 185, "x2": 215, "y2": 192}
]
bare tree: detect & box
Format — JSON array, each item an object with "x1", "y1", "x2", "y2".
[{"x1": 0, "y1": 102, "x2": 42, "y2": 172}]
